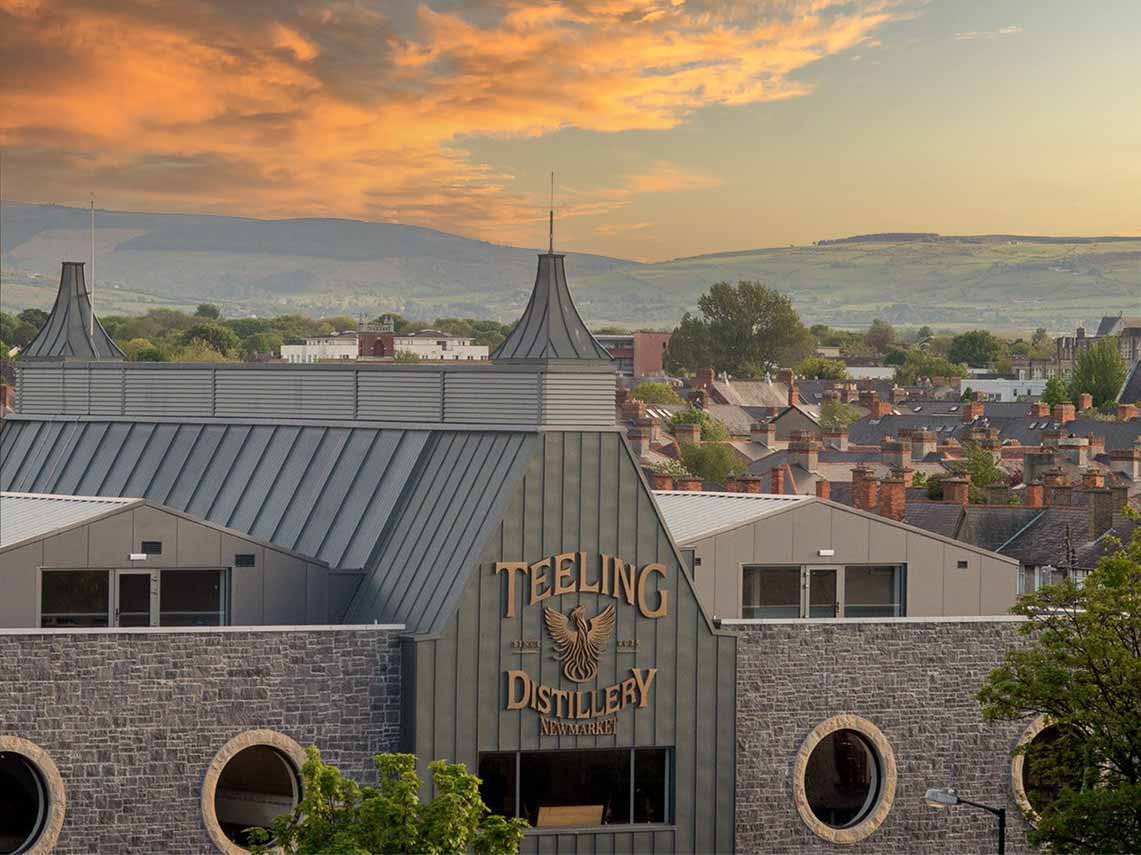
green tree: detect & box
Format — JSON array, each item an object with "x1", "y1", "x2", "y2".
[
  {"x1": 630, "y1": 382, "x2": 684, "y2": 405},
  {"x1": 181, "y1": 322, "x2": 240, "y2": 356},
  {"x1": 818, "y1": 400, "x2": 860, "y2": 430},
  {"x1": 1041, "y1": 376, "x2": 1070, "y2": 407},
  {"x1": 913, "y1": 325, "x2": 934, "y2": 344},
  {"x1": 679, "y1": 442, "x2": 743, "y2": 483},
  {"x1": 0, "y1": 311, "x2": 37, "y2": 348},
  {"x1": 795, "y1": 356, "x2": 849, "y2": 380},
  {"x1": 1068, "y1": 339, "x2": 1127, "y2": 407},
  {"x1": 883, "y1": 348, "x2": 908, "y2": 366},
  {"x1": 663, "y1": 312, "x2": 713, "y2": 376},
  {"x1": 394, "y1": 350, "x2": 421, "y2": 363},
  {"x1": 118, "y1": 337, "x2": 156, "y2": 361},
  {"x1": 863, "y1": 318, "x2": 896, "y2": 354},
  {"x1": 242, "y1": 332, "x2": 283, "y2": 361},
  {"x1": 977, "y1": 522, "x2": 1141, "y2": 852},
  {"x1": 668, "y1": 282, "x2": 812, "y2": 378},
  {"x1": 250, "y1": 749, "x2": 529, "y2": 855},
  {"x1": 893, "y1": 351, "x2": 967, "y2": 385},
  {"x1": 195, "y1": 303, "x2": 222, "y2": 319},
  {"x1": 670, "y1": 408, "x2": 729, "y2": 442},
  {"x1": 166, "y1": 338, "x2": 234, "y2": 363},
  {"x1": 18, "y1": 308, "x2": 49, "y2": 330},
  {"x1": 1031, "y1": 327, "x2": 1054, "y2": 359},
  {"x1": 948, "y1": 330, "x2": 1005, "y2": 367}
]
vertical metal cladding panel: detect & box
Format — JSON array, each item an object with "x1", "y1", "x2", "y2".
[
  {"x1": 444, "y1": 372, "x2": 539, "y2": 425},
  {"x1": 89, "y1": 368, "x2": 126, "y2": 415},
  {"x1": 214, "y1": 370, "x2": 355, "y2": 420},
  {"x1": 410, "y1": 431, "x2": 734, "y2": 853},
  {"x1": 125, "y1": 369, "x2": 213, "y2": 416},
  {"x1": 14, "y1": 366, "x2": 65, "y2": 414},
  {"x1": 62, "y1": 367, "x2": 92, "y2": 414},
  {"x1": 540, "y1": 373, "x2": 617, "y2": 427},
  {"x1": 356, "y1": 370, "x2": 444, "y2": 422}
]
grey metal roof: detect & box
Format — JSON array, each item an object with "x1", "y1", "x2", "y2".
[
  {"x1": 345, "y1": 431, "x2": 537, "y2": 632},
  {"x1": 0, "y1": 491, "x2": 139, "y2": 550},
  {"x1": 21, "y1": 262, "x2": 125, "y2": 360},
  {"x1": 492, "y1": 253, "x2": 611, "y2": 362},
  {"x1": 0, "y1": 417, "x2": 429, "y2": 570},
  {"x1": 1119, "y1": 360, "x2": 1141, "y2": 404},
  {"x1": 652, "y1": 490, "x2": 810, "y2": 543}
]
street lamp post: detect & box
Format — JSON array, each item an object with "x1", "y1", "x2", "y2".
[{"x1": 925, "y1": 787, "x2": 1006, "y2": 855}]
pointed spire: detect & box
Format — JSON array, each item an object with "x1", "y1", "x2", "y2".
[
  {"x1": 492, "y1": 252, "x2": 612, "y2": 363},
  {"x1": 21, "y1": 262, "x2": 125, "y2": 361}
]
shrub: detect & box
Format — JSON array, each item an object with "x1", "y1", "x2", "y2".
[
  {"x1": 630, "y1": 382, "x2": 684, "y2": 404},
  {"x1": 679, "y1": 443, "x2": 744, "y2": 483}
]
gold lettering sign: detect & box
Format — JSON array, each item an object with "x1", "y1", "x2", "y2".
[{"x1": 496, "y1": 554, "x2": 668, "y2": 729}]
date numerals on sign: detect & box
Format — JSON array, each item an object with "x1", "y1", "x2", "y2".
[
  {"x1": 511, "y1": 639, "x2": 540, "y2": 654},
  {"x1": 617, "y1": 639, "x2": 639, "y2": 651}
]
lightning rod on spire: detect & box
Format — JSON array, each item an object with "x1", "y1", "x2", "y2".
[
  {"x1": 89, "y1": 193, "x2": 96, "y2": 338},
  {"x1": 548, "y1": 171, "x2": 554, "y2": 254}
]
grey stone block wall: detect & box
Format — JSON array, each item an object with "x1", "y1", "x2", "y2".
[
  {"x1": 0, "y1": 628, "x2": 401, "y2": 854},
  {"x1": 735, "y1": 620, "x2": 1033, "y2": 854}
]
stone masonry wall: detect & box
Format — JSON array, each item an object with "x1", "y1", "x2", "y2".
[
  {"x1": 0, "y1": 628, "x2": 401, "y2": 853},
  {"x1": 735, "y1": 619, "x2": 1032, "y2": 854}
]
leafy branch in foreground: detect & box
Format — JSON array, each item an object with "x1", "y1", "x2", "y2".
[
  {"x1": 976, "y1": 514, "x2": 1141, "y2": 852},
  {"x1": 249, "y1": 749, "x2": 529, "y2": 855}
]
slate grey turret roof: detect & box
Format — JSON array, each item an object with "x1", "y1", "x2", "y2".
[
  {"x1": 21, "y1": 262, "x2": 125, "y2": 361},
  {"x1": 492, "y1": 253, "x2": 611, "y2": 362}
]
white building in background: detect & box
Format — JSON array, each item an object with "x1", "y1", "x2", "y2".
[
  {"x1": 967, "y1": 378, "x2": 1049, "y2": 402},
  {"x1": 280, "y1": 332, "x2": 359, "y2": 363},
  {"x1": 389, "y1": 330, "x2": 488, "y2": 361}
]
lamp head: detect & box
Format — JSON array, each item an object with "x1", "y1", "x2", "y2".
[{"x1": 925, "y1": 787, "x2": 960, "y2": 809}]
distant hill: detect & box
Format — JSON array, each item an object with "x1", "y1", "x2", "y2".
[{"x1": 2, "y1": 202, "x2": 1138, "y2": 330}]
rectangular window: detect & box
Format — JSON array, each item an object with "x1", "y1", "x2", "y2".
[
  {"x1": 40, "y1": 570, "x2": 110, "y2": 627},
  {"x1": 479, "y1": 748, "x2": 672, "y2": 829},
  {"x1": 843, "y1": 565, "x2": 905, "y2": 618},
  {"x1": 234, "y1": 553, "x2": 256, "y2": 568},
  {"x1": 742, "y1": 566, "x2": 800, "y2": 619},
  {"x1": 159, "y1": 569, "x2": 227, "y2": 626},
  {"x1": 141, "y1": 540, "x2": 163, "y2": 555}
]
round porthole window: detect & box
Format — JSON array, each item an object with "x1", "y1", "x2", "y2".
[
  {"x1": 0, "y1": 737, "x2": 65, "y2": 855},
  {"x1": 202, "y1": 730, "x2": 306, "y2": 854},
  {"x1": 1012, "y1": 716, "x2": 1090, "y2": 821},
  {"x1": 794, "y1": 715, "x2": 897, "y2": 844}
]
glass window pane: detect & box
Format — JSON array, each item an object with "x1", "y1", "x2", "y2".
[
  {"x1": 160, "y1": 570, "x2": 224, "y2": 626},
  {"x1": 117, "y1": 573, "x2": 152, "y2": 627},
  {"x1": 478, "y1": 753, "x2": 517, "y2": 819},
  {"x1": 808, "y1": 569, "x2": 837, "y2": 619},
  {"x1": 520, "y1": 750, "x2": 631, "y2": 827},
  {"x1": 843, "y1": 566, "x2": 903, "y2": 618},
  {"x1": 40, "y1": 570, "x2": 109, "y2": 627},
  {"x1": 634, "y1": 748, "x2": 669, "y2": 824},
  {"x1": 804, "y1": 730, "x2": 881, "y2": 828},
  {"x1": 743, "y1": 567, "x2": 801, "y2": 618}
]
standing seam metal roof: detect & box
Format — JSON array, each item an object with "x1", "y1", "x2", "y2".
[
  {"x1": 0, "y1": 418, "x2": 428, "y2": 570},
  {"x1": 20, "y1": 262, "x2": 125, "y2": 360},
  {"x1": 492, "y1": 253, "x2": 611, "y2": 361},
  {"x1": 0, "y1": 491, "x2": 139, "y2": 549}
]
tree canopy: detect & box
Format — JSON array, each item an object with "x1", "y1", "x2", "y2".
[
  {"x1": 1068, "y1": 339, "x2": 1127, "y2": 407},
  {"x1": 664, "y1": 281, "x2": 813, "y2": 378},
  {"x1": 948, "y1": 329, "x2": 1005, "y2": 367},
  {"x1": 250, "y1": 750, "x2": 529, "y2": 855},
  {"x1": 1041, "y1": 375, "x2": 1070, "y2": 407},
  {"x1": 678, "y1": 442, "x2": 744, "y2": 483},
  {"x1": 795, "y1": 356, "x2": 849, "y2": 380},
  {"x1": 863, "y1": 318, "x2": 896, "y2": 354},
  {"x1": 892, "y1": 351, "x2": 967, "y2": 385},
  {"x1": 630, "y1": 381, "x2": 684, "y2": 405},
  {"x1": 977, "y1": 519, "x2": 1141, "y2": 852}
]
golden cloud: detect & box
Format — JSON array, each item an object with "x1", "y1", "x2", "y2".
[{"x1": 0, "y1": 0, "x2": 906, "y2": 244}]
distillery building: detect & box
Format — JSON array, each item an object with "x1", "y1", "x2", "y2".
[{"x1": 0, "y1": 257, "x2": 1047, "y2": 854}]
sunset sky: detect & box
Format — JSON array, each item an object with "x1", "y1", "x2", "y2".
[{"x1": 2, "y1": 0, "x2": 1139, "y2": 260}]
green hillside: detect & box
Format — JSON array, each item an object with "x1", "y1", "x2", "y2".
[{"x1": 2, "y1": 202, "x2": 1137, "y2": 330}]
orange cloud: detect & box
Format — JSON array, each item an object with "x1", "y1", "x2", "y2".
[{"x1": 0, "y1": 0, "x2": 907, "y2": 245}]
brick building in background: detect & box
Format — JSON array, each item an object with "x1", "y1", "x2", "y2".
[{"x1": 596, "y1": 330, "x2": 671, "y2": 377}]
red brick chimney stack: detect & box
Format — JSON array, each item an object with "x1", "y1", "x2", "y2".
[
  {"x1": 1081, "y1": 469, "x2": 1105, "y2": 490},
  {"x1": 674, "y1": 422, "x2": 701, "y2": 445},
  {"x1": 770, "y1": 467, "x2": 786, "y2": 495},
  {"x1": 943, "y1": 475, "x2": 971, "y2": 506},
  {"x1": 962, "y1": 400, "x2": 985, "y2": 422},
  {"x1": 1029, "y1": 401, "x2": 1051, "y2": 418},
  {"x1": 750, "y1": 421, "x2": 776, "y2": 447},
  {"x1": 1077, "y1": 392, "x2": 1093, "y2": 412},
  {"x1": 739, "y1": 475, "x2": 762, "y2": 494},
  {"x1": 815, "y1": 479, "x2": 831, "y2": 500},
  {"x1": 1052, "y1": 402, "x2": 1076, "y2": 425},
  {"x1": 877, "y1": 476, "x2": 906, "y2": 521},
  {"x1": 1024, "y1": 482, "x2": 1044, "y2": 508},
  {"x1": 851, "y1": 465, "x2": 878, "y2": 511},
  {"x1": 694, "y1": 367, "x2": 715, "y2": 390},
  {"x1": 1117, "y1": 403, "x2": 1138, "y2": 421}
]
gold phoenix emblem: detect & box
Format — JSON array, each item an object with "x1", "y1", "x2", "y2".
[{"x1": 543, "y1": 604, "x2": 616, "y2": 683}]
